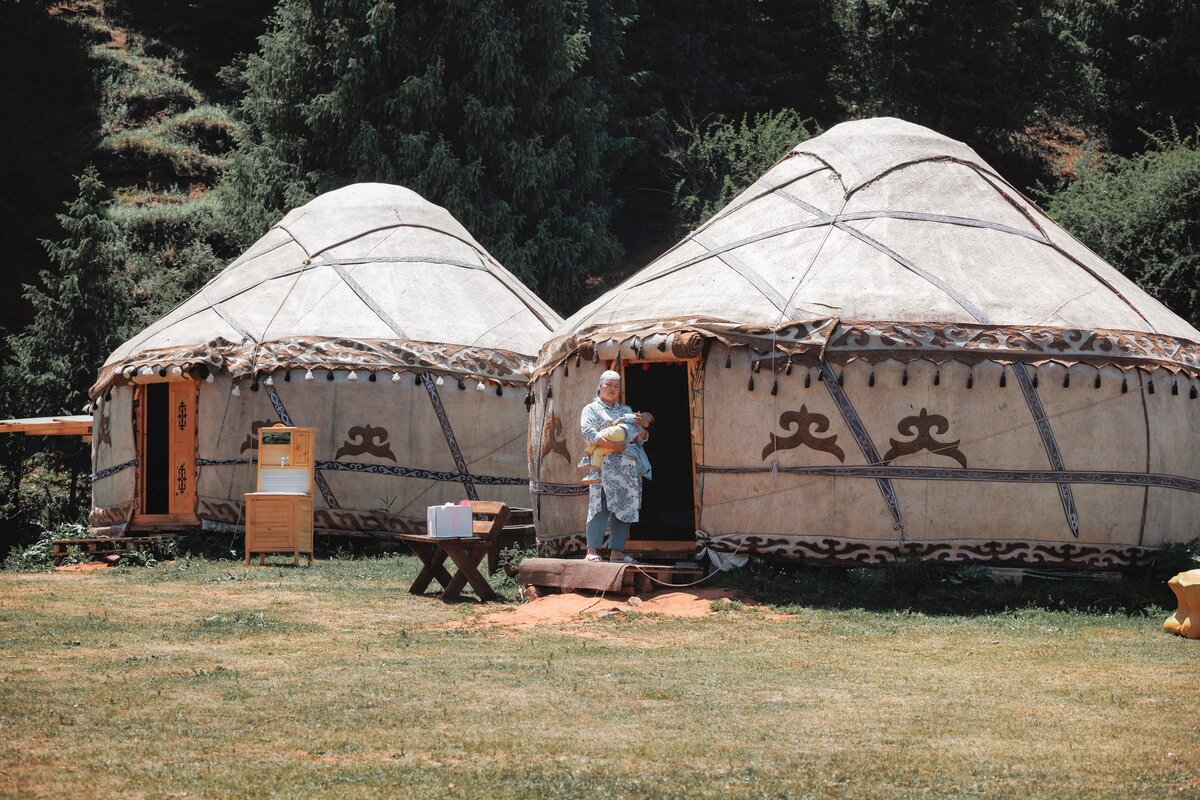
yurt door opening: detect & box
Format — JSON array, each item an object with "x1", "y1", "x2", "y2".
[
  {"x1": 133, "y1": 379, "x2": 198, "y2": 529},
  {"x1": 622, "y1": 361, "x2": 696, "y2": 546}
]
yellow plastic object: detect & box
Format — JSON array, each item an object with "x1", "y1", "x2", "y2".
[{"x1": 1163, "y1": 569, "x2": 1200, "y2": 639}]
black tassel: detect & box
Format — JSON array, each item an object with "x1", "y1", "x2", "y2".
[
  {"x1": 158, "y1": 367, "x2": 167, "y2": 377},
  {"x1": 564, "y1": 364, "x2": 569, "y2": 378},
  {"x1": 1121, "y1": 377, "x2": 1128, "y2": 393},
  {"x1": 250, "y1": 380, "x2": 259, "y2": 392},
  {"x1": 459, "y1": 379, "x2": 467, "y2": 391},
  {"x1": 770, "y1": 380, "x2": 778, "y2": 395},
  {"x1": 753, "y1": 360, "x2": 761, "y2": 373},
  {"x1": 725, "y1": 354, "x2": 732, "y2": 368},
  {"x1": 748, "y1": 376, "x2": 755, "y2": 391},
  {"x1": 525, "y1": 391, "x2": 534, "y2": 410},
  {"x1": 575, "y1": 354, "x2": 581, "y2": 368},
  {"x1": 284, "y1": 371, "x2": 291, "y2": 382},
  {"x1": 1032, "y1": 372, "x2": 1039, "y2": 389},
  {"x1": 368, "y1": 371, "x2": 377, "y2": 382},
  {"x1": 966, "y1": 372, "x2": 973, "y2": 389},
  {"x1": 804, "y1": 372, "x2": 811, "y2": 389},
  {"x1": 1148, "y1": 380, "x2": 1155, "y2": 395},
  {"x1": 1000, "y1": 370, "x2": 1007, "y2": 388},
  {"x1": 496, "y1": 384, "x2": 503, "y2": 396},
  {"x1": 1063, "y1": 372, "x2": 1070, "y2": 388},
  {"x1": 592, "y1": 350, "x2": 599, "y2": 364},
  {"x1": 546, "y1": 384, "x2": 553, "y2": 399},
  {"x1": 1191, "y1": 385, "x2": 1197, "y2": 399},
  {"x1": 933, "y1": 370, "x2": 940, "y2": 386},
  {"x1": 902, "y1": 369, "x2": 908, "y2": 386},
  {"x1": 785, "y1": 361, "x2": 793, "y2": 376},
  {"x1": 1094, "y1": 373, "x2": 1101, "y2": 389},
  {"x1": 869, "y1": 371, "x2": 875, "y2": 387},
  {"x1": 414, "y1": 373, "x2": 421, "y2": 385},
  {"x1": 817, "y1": 369, "x2": 824, "y2": 382},
  {"x1": 1172, "y1": 381, "x2": 1179, "y2": 395},
  {"x1": 837, "y1": 371, "x2": 844, "y2": 386},
  {"x1": 327, "y1": 371, "x2": 335, "y2": 381}
]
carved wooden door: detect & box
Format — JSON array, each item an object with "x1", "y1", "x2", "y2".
[{"x1": 167, "y1": 381, "x2": 197, "y2": 516}]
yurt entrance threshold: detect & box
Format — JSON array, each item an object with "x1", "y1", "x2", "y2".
[
  {"x1": 131, "y1": 379, "x2": 198, "y2": 530},
  {"x1": 622, "y1": 361, "x2": 696, "y2": 557}
]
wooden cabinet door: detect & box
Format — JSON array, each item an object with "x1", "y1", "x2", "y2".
[
  {"x1": 168, "y1": 381, "x2": 197, "y2": 516},
  {"x1": 291, "y1": 429, "x2": 312, "y2": 467}
]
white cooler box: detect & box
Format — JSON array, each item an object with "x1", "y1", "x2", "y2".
[{"x1": 426, "y1": 503, "x2": 473, "y2": 538}]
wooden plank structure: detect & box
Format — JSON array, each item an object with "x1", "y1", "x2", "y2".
[
  {"x1": 625, "y1": 539, "x2": 697, "y2": 561},
  {"x1": 0, "y1": 415, "x2": 92, "y2": 442},
  {"x1": 518, "y1": 557, "x2": 705, "y2": 597},
  {"x1": 51, "y1": 535, "x2": 175, "y2": 566}
]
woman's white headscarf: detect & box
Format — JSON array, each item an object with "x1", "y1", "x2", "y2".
[{"x1": 597, "y1": 370, "x2": 621, "y2": 395}]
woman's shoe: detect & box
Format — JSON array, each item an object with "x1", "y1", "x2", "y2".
[{"x1": 584, "y1": 553, "x2": 603, "y2": 562}]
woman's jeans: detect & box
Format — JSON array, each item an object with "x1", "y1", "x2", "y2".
[{"x1": 585, "y1": 493, "x2": 630, "y2": 551}]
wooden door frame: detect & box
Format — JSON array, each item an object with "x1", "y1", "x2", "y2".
[
  {"x1": 616, "y1": 358, "x2": 700, "y2": 549},
  {"x1": 131, "y1": 377, "x2": 199, "y2": 531}
]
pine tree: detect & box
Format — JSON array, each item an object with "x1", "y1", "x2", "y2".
[
  {"x1": 8, "y1": 166, "x2": 131, "y2": 419},
  {"x1": 220, "y1": 0, "x2": 629, "y2": 312},
  {"x1": 3, "y1": 166, "x2": 131, "y2": 531}
]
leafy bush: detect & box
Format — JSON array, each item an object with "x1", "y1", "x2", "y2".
[
  {"x1": 117, "y1": 537, "x2": 178, "y2": 568},
  {"x1": 3, "y1": 522, "x2": 91, "y2": 572},
  {"x1": 1152, "y1": 538, "x2": 1200, "y2": 579},
  {"x1": 668, "y1": 109, "x2": 819, "y2": 233},
  {"x1": 1043, "y1": 129, "x2": 1200, "y2": 329}
]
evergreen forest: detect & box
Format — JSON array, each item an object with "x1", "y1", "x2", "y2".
[{"x1": 1, "y1": 0, "x2": 1198, "y2": 552}]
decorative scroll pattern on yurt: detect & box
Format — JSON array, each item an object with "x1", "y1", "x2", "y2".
[{"x1": 697, "y1": 531, "x2": 1155, "y2": 570}]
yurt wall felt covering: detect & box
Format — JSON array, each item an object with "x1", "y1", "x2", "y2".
[
  {"x1": 89, "y1": 183, "x2": 560, "y2": 536},
  {"x1": 529, "y1": 118, "x2": 1200, "y2": 568}
]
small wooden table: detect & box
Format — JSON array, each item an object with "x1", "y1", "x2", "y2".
[{"x1": 397, "y1": 534, "x2": 495, "y2": 602}]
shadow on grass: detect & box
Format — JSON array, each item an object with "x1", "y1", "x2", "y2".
[{"x1": 716, "y1": 549, "x2": 1198, "y2": 618}]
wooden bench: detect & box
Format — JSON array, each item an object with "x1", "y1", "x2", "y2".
[
  {"x1": 51, "y1": 535, "x2": 175, "y2": 566},
  {"x1": 452, "y1": 501, "x2": 537, "y2": 575},
  {"x1": 396, "y1": 533, "x2": 495, "y2": 602}
]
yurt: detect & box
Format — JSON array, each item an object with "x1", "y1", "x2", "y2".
[
  {"x1": 529, "y1": 118, "x2": 1200, "y2": 568},
  {"x1": 89, "y1": 183, "x2": 561, "y2": 537}
]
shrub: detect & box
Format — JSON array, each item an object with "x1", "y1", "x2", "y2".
[{"x1": 3, "y1": 522, "x2": 91, "y2": 572}]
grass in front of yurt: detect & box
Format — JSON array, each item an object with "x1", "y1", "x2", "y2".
[{"x1": 0, "y1": 554, "x2": 1195, "y2": 800}]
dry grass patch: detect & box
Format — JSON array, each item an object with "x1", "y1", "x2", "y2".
[{"x1": 0, "y1": 555, "x2": 1196, "y2": 799}]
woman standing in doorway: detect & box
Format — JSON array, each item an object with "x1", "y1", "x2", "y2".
[{"x1": 579, "y1": 370, "x2": 653, "y2": 563}]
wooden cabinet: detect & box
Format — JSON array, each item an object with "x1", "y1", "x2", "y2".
[
  {"x1": 245, "y1": 424, "x2": 316, "y2": 566},
  {"x1": 245, "y1": 493, "x2": 313, "y2": 565}
]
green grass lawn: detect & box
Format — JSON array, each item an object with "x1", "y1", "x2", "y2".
[{"x1": 1, "y1": 554, "x2": 1197, "y2": 799}]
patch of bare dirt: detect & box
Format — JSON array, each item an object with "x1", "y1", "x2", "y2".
[
  {"x1": 464, "y1": 588, "x2": 765, "y2": 630},
  {"x1": 53, "y1": 561, "x2": 111, "y2": 572}
]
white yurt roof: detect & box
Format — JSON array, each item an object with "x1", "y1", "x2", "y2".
[
  {"x1": 544, "y1": 118, "x2": 1200, "y2": 371},
  {"x1": 96, "y1": 183, "x2": 562, "y2": 393}
]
